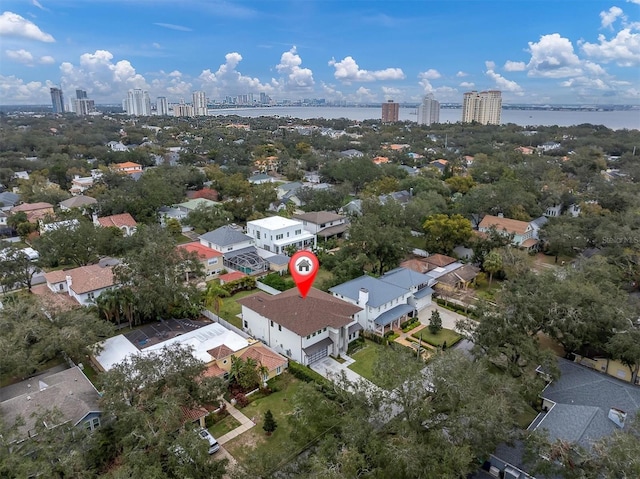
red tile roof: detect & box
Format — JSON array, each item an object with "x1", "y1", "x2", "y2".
[
  {"x1": 424, "y1": 253, "x2": 457, "y2": 268},
  {"x1": 207, "y1": 344, "x2": 234, "y2": 360},
  {"x1": 238, "y1": 287, "x2": 362, "y2": 337},
  {"x1": 202, "y1": 363, "x2": 226, "y2": 378},
  {"x1": 97, "y1": 213, "x2": 137, "y2": 228},
  {"x1": 44, "y1": 264, "x2": 115, "y2": 294},
  {"x1": 219, "y1": 271, "x2": 246, "y2": 283},
  {"x1": 178, "y1": 242, "x2": 223, "y2": 259},
  {"x1": 237, "y1": 344, "x2": 287, "y2": 372}
]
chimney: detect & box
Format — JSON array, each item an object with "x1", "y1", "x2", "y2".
[
  {"x1": 66, "y1": 275, "x2": 72, "y2": 288},
  {"x1": 358, "y1": 288, "x2": 369, "y2": 306},
  {"x1": 92, "y1": 212, "x2": 98, "y2": 225}
]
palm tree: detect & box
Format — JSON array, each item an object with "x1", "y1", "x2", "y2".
[
  {"x1": 204, "y1": 282, "x2": 229, "y2": 318},
  {"x1": 483, "y1": 249, "x2": 503, "y2": 286},
  {"x1": 118, "y1": 287, "x2": 137, "y2": 328},
  {"x1": 257, "y1": 362, "x2": 270, "y2": 389},
  {"x1": 96, "y1": 289, "x2": 119, "y2": 325}
]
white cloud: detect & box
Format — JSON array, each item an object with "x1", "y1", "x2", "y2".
[
  {"x1": 350, "y1": 86, "x2": 376, "y2": 102},
  {"x1": 485, "y1": 64, "x2": 524, "y2": 94},
  {"x1": 459, "y1": 81, "x2": 475, "y2": 88},
  {"x1": 39, "y1": 55, "x2": 54, "y2": 64},
  {"x1": 198, "y1": 52, "x2": 276, "y2": 98},
  {"x1": 526, "y1": 33, "x2": 583, "y2": 77},
  {"x1": 328, "y1": 56, "x2": 405, "y2": 83},
  {"x1": 321, "y1": 82, "x2": 344, "y2": 100},
  {"x1": 0, "y1": 74, "x2": 52, "y2": 103},
  {"x1": 485, "y1": 60, "x2": 496, "y2": 70},
  {"x1": 153, "y1": 22, "x2": 193, "y2": 32},
  {"x1": 456, "y1": 71, "x2": 468, "y2": 77},
  {"x1": 382, "y1": 86, "x2": 401, "y2": 97},
  {"x1": 276, "y1": 46, "x2": 315, "y2": 90},
  {"x1": 581, "y1": 28, "x2": 640, "y2": 66},
  {"x1": 504, "y1": 60, "x2": 526, "y2": 71},
  {"x1": 32, "y1": 0, "x2": 49, "y2": 12},
  {"x1": 600, "y1": 6, "x2": 625, "y2": 29},
  {"x1": 6, "y1": 49, "x2": 34, "y2": 64},
  {"x1": 419, "y1": 69, "x2": 441, "y2": 80},
  {"x1": 0, "y1": 11, "x2": 55, "y2": 42}
]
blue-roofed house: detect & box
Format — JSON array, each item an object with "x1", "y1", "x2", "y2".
[
  {"x1": 199, "y1": 225, "x2": 269, "y2": 275},
  {"x1": 329, "y1": 267, "x2": 435, "y2": 335}
]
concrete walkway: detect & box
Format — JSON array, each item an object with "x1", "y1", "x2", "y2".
[
  {"x1": 216, "y1": 400, "x2": 255, "y2": 445},
  {"x1": 310, "y1": 356, "x2": 372, "y2": 387}
]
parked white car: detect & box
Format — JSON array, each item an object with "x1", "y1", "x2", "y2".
[{"x1": 198, "y1": 428, "x2": 220, "y2": 454}]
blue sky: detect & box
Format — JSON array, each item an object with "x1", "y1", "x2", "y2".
[{"x1": 1, "y1": 0, "x2": 639, "y2": 105}]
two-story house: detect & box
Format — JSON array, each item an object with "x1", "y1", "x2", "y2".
[
  {"x1": 292, "y1": 211, "x2": 349, "y2": 240},
  {"x1": 329, "y1": 274, "x2": 416, "y2": 336},
  {"x1": 10, "y1": 202, "x2": 54, "y2": 223},
  {"x1": 199, "y1": 225, "x2": 268, "y2": 275},
  {"x1": 478, "y1": 214, "x2": 539, "y2": 251},
  {"x1": 43, "y1": 264, "x2": 116, "y2": 306},
  {"x1": 177, "y1": 242, "x2": 223, "y2": 278},
  {"x1": 94, "y1": 213, "x2": 138, "y2": 237},
  {"x1": 238, "y1": 287, "x2": 362, "y2": 365},
  {"x1": 246, "y1": 216, "x2": 316, "y2": 255}
]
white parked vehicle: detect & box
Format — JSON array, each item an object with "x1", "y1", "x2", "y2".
[{"x1": 198, "y1": 428, "x2": 220, "y2": 454}]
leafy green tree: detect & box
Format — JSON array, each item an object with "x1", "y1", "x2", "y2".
[
  {"x1": 429, "y1": 309, "x2": 443, "y2": 334},
  {"x1": 606, "y1": 329, "x2": 640, "y2": 384},
  {"x1": 114, "y1": 226, "x2": 204, "y2": 322},
  {"x1": 262, "y1": 409, "x2": 277, "y2": 435},
  {"x1": 34, "y1": 219, "x2": 100, "y2": 267},
  {"x1": 540, "y1": 216, "x2": 587, "y2": 262},
  {"x1": 483, "y1": 249, "x2": 503, "y2": 285},
  {"x1": 203, "y1": 281, "x2": 230, "y2": 317},
  {"x1": 0, "y1": 245, "x2": 37, "y2": 292},
  {"x1": 423, "y1": 213, "x2": 473, "y2": 255},
  {"x1": 96, "y1": 344, "x2": 227, "y2": 478},
  {"x1": 184, "y1": 204, "x2": 232, "y2": 234}
]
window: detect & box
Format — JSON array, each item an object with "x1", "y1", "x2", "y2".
[
  {"x1": 295, "y1": 229, "x2": 302, "y2": 235},
  {"x1": 270, "y1": 320, "x2": 274, "y2": 327},
  {"x1": 84, "y1": 417, "x2": 100, "y2": 431},
  {"x1": 278, "y1": 325, "x2": 282, "y2": 332},
  {"x1": 243, "y1": 320, "x2": 248, "y2": 328},
  {"x1": 276, "y1": 366, "x2": 282, "y2": 374},
  {"x1": 59, "y1": 283, "x2": 64, "y2": 291},
  {"x1": 323, "y1": 327, "x2": 327, "y2": 332},
  {"x1": 306, "y1": 335, "x2": 310, "y2": 339},
  {"x1": 287, "y1": 232, "x2": 290, "y2": 237},
  {"x1": 208, "y1": 258, "x2": 218, "y2": 265},
  {"x1": 256, "y1": 231, "x2": 261, "y2": 239},
  {"x1": 87, "y1": 292, "x2": 95, "y2": 301},
  {"x1": 276, "y1": 234, "x2": 283, "y2": 240}
]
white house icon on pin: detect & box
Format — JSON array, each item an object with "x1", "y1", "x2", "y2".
[{"x1": 296, "y1": 258, "x2": 312, "y2": 273}]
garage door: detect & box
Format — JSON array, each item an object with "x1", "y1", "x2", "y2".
[{"x1": 307, "y1": 347, "x2": 328, "y2": 364}]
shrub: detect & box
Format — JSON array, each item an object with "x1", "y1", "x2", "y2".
[
  {"x1": 233, "y1": 393, "x2": 249, "y2": 408},
  {"x1": 347, "y1": 336, "x2": 365, "y2": 354},
  {"x1": 362, "y1": 330, "x2": 388, "y2": 345},
  {"x1": 263, "y1": 409, "x2": 277, "y2": 435},
  {"x1": 429, "y1": 310, "x2": 442, "y2": 334}
]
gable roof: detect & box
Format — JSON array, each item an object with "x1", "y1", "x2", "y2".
[
  {"x1": 175, "y1": 198, "x2": 220, "y2": 210},
  {"x1": 59, "y1": 196, "x2": 97, "y2": 209},
  {"x1": 207, "y1": 344, "x2": 234, "y2": 359},
  {"x1": 11, "y1": 202, "x2": 53, "y2": 212},
  {"x1": 479, "y1": 214, "x2": 531, "y2": 236},
  {"x1": 238, "y1": 287, "x2": 362, "y2": 337},
  {"x1": 329, "y1": 275, "x2": 409, "y2": 308},
  {"x1": 0, "y1": 366, "x2": 100, "y2": 438},
  {"x1": 0, "y1": 191, "x2": 20, "y2": 206},
  {"x1": 97, "y1": 213, "x2": 137, "y2": 228},
  {"x1": 69, "y1": 264, "x2": 115, "y2": 294},
  {"x1": 533, "y1": 359, "x2": 640, "y2": 449},
  {"x1": 380, "y1": 267, "x2": 434, "y2": 289},
  {"x1": 292, "y1": 211, "x2": 345, "y2": 225},
  {"x1": 200, "y1": 225, "x2": 252, "y2": 247},
  {"x1": 424, "y1": 253, "x2": 457, "y2": 268}
]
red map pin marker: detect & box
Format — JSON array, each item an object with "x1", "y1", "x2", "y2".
[{"x1": 289, "y1": 251, "x2": 319, "y2": 298}]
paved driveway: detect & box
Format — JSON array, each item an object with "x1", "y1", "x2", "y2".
[{"x1": 310, "y1": 356, "x2": 372, "y2": 386}]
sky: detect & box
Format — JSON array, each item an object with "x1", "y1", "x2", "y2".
[{"x1": 0, "y1": 0, "x2": 639, "y2": 106}]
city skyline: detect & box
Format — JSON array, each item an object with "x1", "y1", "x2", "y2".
[{"x1": 1, "y1": 1, "x2": 639, "y2": 106}]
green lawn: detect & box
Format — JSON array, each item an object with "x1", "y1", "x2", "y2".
[
  {"x1": 208, "y1": 413, "x2": 241, "y2": 439},
  {"x1": 224, "y1": 373, "x2": 303, "y2": 462},
  {"x1": 407, "y1": 235, "x2": 425, "y2": 249},
  {"x1": 347, "y1": 340, "x2": 388, "y2": 386},
  {"x1": 213, "y1": 289, "x2": 259, "y2": 329},
  {"x1": 412, "y1": 327, "x2": 461, "y2": 348},
  {"x1": 277, "y1": 267, "x2": 335, "y2": 292}
]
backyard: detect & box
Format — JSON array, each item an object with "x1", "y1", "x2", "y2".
[
  {"x1": 213, "y1": 288, "x2": 259, "y2": 329},
  {"x1": 347, "y1": 339, "x2": 389, "y2": 387},
  {"x1": 223, "y1": 372, "x2": 304, "y2": 463}
]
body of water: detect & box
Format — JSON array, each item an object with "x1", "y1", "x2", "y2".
[{"x1": 209, "y1": 106, "x2": 639, "y2": 130}]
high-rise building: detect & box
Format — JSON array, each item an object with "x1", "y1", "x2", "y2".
[
  {"x1": 417, "y1": 94, "x2": 440, "y2": 126},
  {"x1": 381, "y1": 100, "x2": 399, "y2": 123},
  {"x1": 125, "y1": 89, "x2": 151, "y2": 116},
  {"x1": 173, "y1": 102, "x2": 194, "y2": 118},
  {"x1": 461, "y1": 90, "x2": 502, "y2": 125},
  {"x1": 50, "y1": 87, "x2": 65, "y2": 113},
  {"x1": 72, "y1": 88, "x2": 94, "y2": 115},
  {"x1": 157, "y1": 97, "x2": 169, "y2": 116},
  {"x1": 76, "y1": 89, "x2": 87, "y2": 100},
  {"x1": 192, "y1": 91, "x2": 208, "y2": 116}
]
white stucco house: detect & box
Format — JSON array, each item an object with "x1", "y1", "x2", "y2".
[
  {"x1": 43, "y1": 264, "x2": 116, "y2": 306},
  {"x1": 238, "y1": 287, "x2": 362, "y2": 365},
  {"x1": 246, "y1": 216, "x2": 316, "y2": 255}
]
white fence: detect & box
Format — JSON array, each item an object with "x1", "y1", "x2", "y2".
[{"x1": 256, "y1": 281, "x2": 281, "y2": 296}]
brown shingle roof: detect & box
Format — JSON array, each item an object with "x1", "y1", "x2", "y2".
[
  {"x1": 238, "y1": 287, "x2": 362, "y2": 337},
  {"x1": 237, "y1": 344, "x2": 287, "y2": 372},
  {"x1": 423, "y1": 253, "x2": 457, "y2": 268},
  {"x1": 479, "y1": 214, "x2": 530, "y2": 236},
  {"x1": 97, "y1": 213, "x2": 137, "y2": 228},
  {"x1": 292, "y1": 211, "x2": 345, "y2": 225}
]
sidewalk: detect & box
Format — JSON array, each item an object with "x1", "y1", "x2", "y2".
[{"x1": 216, "y1": 400, "x2": 255, "y2": 445}]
